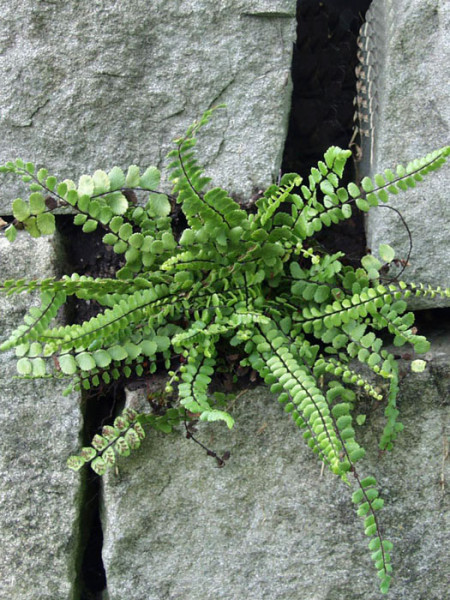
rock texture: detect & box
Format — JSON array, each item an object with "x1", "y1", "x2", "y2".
[
  {"x1": 0, "y1": 233, "x2": 83, "y2": 600},
  {"x1": 101, "y1": 336, "x2": 450, "y2": 600},
  {"x1": 0, "y1": 0, "x2": 296, "y2": 212},
  {"x1": 360, "y1": 0, "x2": 450, "y2": 307}
]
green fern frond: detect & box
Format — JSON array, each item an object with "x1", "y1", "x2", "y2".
[{"x1": 67, "y1": 407, "x2": 147, "y2": 475}]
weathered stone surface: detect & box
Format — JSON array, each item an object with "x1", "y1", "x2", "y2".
[
  {"x1": 360, "y1": 0, "x2": 450, "y2": 307},
  {"x1": 101, "y1": 334, "x2": 449, "y2": 600},
  {"x1": 0, "y1": 0, "x2": 296, "y2": 213},
  {"x1": 0, "y1": 232, "x2": 83, "y2": 599}
]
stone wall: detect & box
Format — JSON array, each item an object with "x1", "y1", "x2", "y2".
[{"x1": 0, "y1": 1, "x2": 449, "y2": 599}]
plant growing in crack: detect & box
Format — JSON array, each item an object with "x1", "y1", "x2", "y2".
[{"x1": 1, "y1": 106, "x2": 449, "y2": 594}]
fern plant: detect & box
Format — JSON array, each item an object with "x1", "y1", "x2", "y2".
[{"x1": 1, "y1": 106, "x2": 449, "y2": 595}]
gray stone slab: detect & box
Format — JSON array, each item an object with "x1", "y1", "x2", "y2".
[
  {"x1": 0, "y1": 232, "x2": 83, "y2": 600},
  {"x1": 101, "y1": 337, "x2": 450, "y2": 600},
  {"x1": 360, "y1": 0, "x2": 450, "y2": 308},
  {"x1": 0, "y1": 0, "x2": 296, "y2": 213}
]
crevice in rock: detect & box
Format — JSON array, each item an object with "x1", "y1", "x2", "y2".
[
  {"x1": 77, "y1": 392, "x2": 112, "y2": 600},
  {"x1": 282, "y1": 0, "x2": 372, "y2": 262},
  {"x1": 413, "y1": 307, "x2": 450, "y2": 338},
  {"x1": 57, "y1": 216, "x2": 126, "y2": 600},
  {"x1": 281, "y1": 0, "x2": 448, "y2": 345}
]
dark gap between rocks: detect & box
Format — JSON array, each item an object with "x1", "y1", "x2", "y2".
[
  {"x1": 57, "y1": 216, "x2": 125, "y2": 600},
  {"x1": 76, "y1": 389, "x2": 121, "y2": 600},
  {"x1": 282, "y1": 0, "x2": 372, "y2": 263},
  {"x1": 281, "y1": 0, "x2": 448, "y2": 342},
  {"x1": 413, "y1": 307, "x2": 450, "y2": 338}
]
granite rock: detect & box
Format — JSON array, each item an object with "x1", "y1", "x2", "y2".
[
  {"x1": 0, "y1": 232, "x2": 83, "y2": 600},
  {"x1": 360, "y1": 0, "x2": 450, "y2": 307},
  {"x1": 0, "y1": 0, "x2": 296, "y2": 212},
  {"x1": 101, "y1": 335, "x2": 450, "y2": 600}
]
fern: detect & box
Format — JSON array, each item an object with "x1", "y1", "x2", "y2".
[{"x1": 1, "y1": 105, "x2": 449, "y2": 595}]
